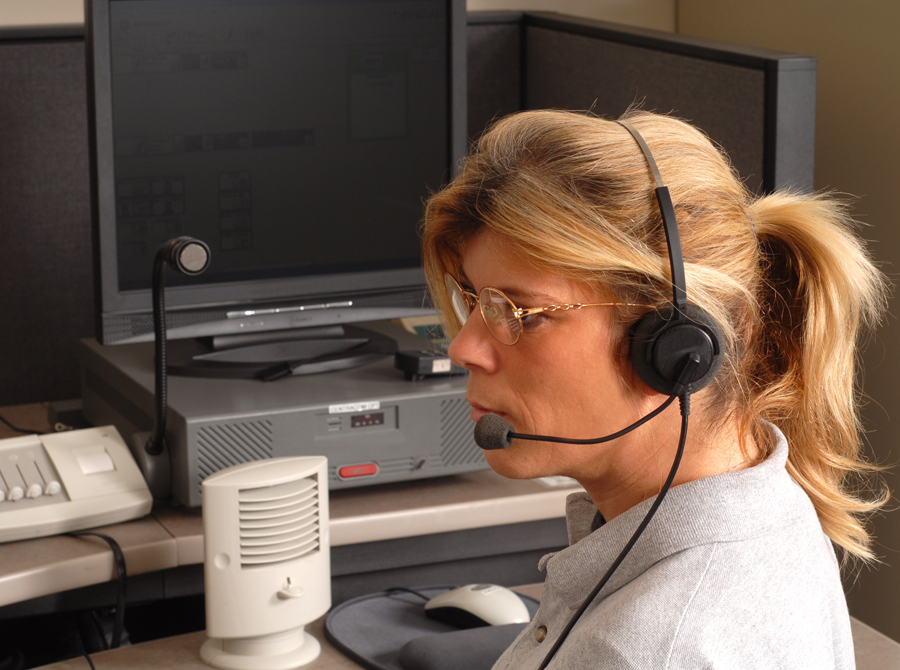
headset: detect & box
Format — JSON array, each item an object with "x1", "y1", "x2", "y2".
[
  {"x1": 617, "y1": 119, "x2": 723, "y2": 395},
  {"x1": 474, "y1": 120, "x2": 724, "y2": 451},
  {"x1": 472, "y1": 119, "x2": 726, "y2": 669}
]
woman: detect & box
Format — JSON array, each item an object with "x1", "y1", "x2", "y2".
[{"x1": 420, "y1": 110, "x2": 887, "y2": 669}]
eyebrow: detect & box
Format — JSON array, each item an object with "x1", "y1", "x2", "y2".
[
  {"x1": 457, "y1": 271, "x2": 563, "y2": 306},
  {"x1": 500, "y1": 287, "x2": 563, "y2": 306}
]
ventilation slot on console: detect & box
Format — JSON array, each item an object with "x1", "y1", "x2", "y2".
[
  {"x1": 439, "y1": 398, "x2": 486, "y2": 467},
  {"x1": 238, "y1": 476, "x2": 320, "y2": 568},
  {"x1": 196, "y1": 420, "x2": 275, "y2": 497}
]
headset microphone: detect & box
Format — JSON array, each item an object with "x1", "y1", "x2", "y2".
[
  {"x1": 474, "y1": 353, "x2": 698, "y2": 451},
  {"x1": 473, "y1": 121, "x2": 724, "y2": 458},
  {"x1": 474, "y1": 414, "x2": 516, "y2": 450}
]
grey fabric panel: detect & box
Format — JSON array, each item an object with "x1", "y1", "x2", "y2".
[
  {"x1": 525, "y1": 26, "x2": 766, "y2": 194},
  {"x1": 467, "y1": 22, "x2": 522, "y2": 140},
  {"x1": 0, "y1": 39, "x2": 94, "y2": 405},
  {"x1": 770, "y1": 61, "x2": 816, "y2": 191}
]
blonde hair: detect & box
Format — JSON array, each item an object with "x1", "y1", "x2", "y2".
[{"x1": 421, "y1": 109, "x2": 889, "y2": 562}]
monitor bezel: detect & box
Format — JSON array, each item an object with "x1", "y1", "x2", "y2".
[{"x1": 86, "y1": 0, "x2": 467, "y2": 344}]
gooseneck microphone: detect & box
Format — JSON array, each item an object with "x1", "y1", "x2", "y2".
[{"x1": 145, "y1": 237, "x2": 211, "y2": 458}]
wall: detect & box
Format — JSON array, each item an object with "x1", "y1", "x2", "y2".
[
  {"x1": 678, "y1": 0, "x2": 900, "y2": 642},
  {"x1": 0, "y1": 1, "x2": 82, "y2": 28},
  {"x1": 0, "y1": 0, "x2": 675, "y2": 31},
  {"x1": 468, "y1": 0, "x2": 674, "y2": 30}
]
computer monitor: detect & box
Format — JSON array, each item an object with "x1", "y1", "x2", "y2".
[{"x1": 86, "y1": 0, "x2": 467, "y2": 374}]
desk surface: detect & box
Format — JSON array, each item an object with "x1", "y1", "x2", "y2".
[
  {"x1": 7, "y1": 404, "x2": 900, "y2": 670},
  {"x1": 0, "y1": 403, "x2": 578, "y2": 608},
  {"x1": 29, "y1": 584, "x2": 900, "y2": 670},
  {"x1": 32, "y1": 584, "x2": 542, "y2": 670}
]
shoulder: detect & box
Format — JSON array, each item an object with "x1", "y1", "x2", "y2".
[
  {"x1": 515, "y1": 430, "x2": 855, "y2": 669},
  {"x1": 500, "y1": 424, "x2": 855, "y2": 670},
  {"x1": 552, "y1": 531, "x2": 853, "y2": 669}
]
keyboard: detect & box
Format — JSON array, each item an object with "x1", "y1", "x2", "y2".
[{"x1": 0, "y1": 426, "x2": 152, "y2": 543}]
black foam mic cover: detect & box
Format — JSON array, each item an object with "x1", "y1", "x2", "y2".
[{"x1": 474, "y1": 413, "x2": 515, "y2": 450}]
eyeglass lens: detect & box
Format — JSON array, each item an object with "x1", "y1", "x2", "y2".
[
  {"x1": 480, "y1": 288, "x2": 520, "y2": 344},
  {"x1": 445, "y1": 273, "x2": 471, "y2": 326},
  {"x1": 445, "y1": 274, "x2": 521, "y2": 345}
]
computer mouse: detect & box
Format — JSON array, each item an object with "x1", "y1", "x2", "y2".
[{"x1": 424, "y1": 584, "x2": 532, "y2": 628}]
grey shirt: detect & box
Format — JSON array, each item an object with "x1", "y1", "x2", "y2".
[{"x1": 493, "y1": 422, "x2": 854, "y2": 669}]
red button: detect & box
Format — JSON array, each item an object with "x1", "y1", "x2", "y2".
[{"x1": 339, "y1": 463, "x2": 378, "y2": 478}]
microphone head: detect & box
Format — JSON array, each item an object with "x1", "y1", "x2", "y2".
[
  {"x1": 174, "y1": 239, "x2": 210, "y2": 275},
  {"x1": 158, "y1": 236, "x2": 211, "y2": 276},
  {"x1": 474, "y1": 413, "x2": 514, "y2": 450}
]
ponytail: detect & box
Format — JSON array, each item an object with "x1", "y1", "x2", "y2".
[{"x1": 744, "y1": 191, "x2": 888, "y2": 562}]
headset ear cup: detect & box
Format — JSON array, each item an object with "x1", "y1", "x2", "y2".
[{"x1": 630, "y1": 305, "x2": 724, "y2": 395}]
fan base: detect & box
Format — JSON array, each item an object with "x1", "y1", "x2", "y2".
[{"x1": 201, "y1": 627, "x2": 321, "y2": 670}]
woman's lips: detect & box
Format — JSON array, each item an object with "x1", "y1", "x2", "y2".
[{"x1": 468, "y1": 401, "x2": 503, "y2": 423}]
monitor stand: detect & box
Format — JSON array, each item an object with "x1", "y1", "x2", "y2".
[{"x1": 165, "y1": 324, "x2": 397, "y2": 380}]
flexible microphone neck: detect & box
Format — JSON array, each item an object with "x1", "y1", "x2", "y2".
[
  {"x1": 474, "y1": 354, "x2": 700, "y2": 451},
  {"x1": 474, "y1": 393, "x2": 676, "y2": 451}
]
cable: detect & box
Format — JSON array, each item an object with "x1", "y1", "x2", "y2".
[
  {"x1": 385, "y1": 587, "x2": 437, "y2": 601},
  {"x1": 0, "y1": 649, "x2": 25, "y2": 670},
  {"x1": 507, "y1": 393, "x2": 677, "y2": 445},
  {"x1": 0, "y1": 414, "x2": 38, "y2": 435},
  {"x1": 537, "y1": 396, "x2": 690, "y2": 669},
  {"x1": 0, "y1": 413, "x2": 72, "y2": 435},
  {"x1": 69, "y1": 532, "x2": 127, "y2": 650}
]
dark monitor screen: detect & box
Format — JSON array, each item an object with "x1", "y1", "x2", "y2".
[{"x1": 87, "y1": 0, "x2": 466, "y2": 345}]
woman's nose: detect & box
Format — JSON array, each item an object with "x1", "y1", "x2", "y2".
[{"x1": 447, "y1": 309, "x2": 501, "y2": 374}]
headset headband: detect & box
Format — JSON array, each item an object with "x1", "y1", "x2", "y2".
[{"x1": 616, "y1": 120, "x2": 687, "y2": 312}]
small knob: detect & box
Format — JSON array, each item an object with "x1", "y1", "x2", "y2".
[
  {"x1": 26, "y1": 484, "x2": 43, "y2": 499},
  {"x1": 277, "y1": 580, "x2": 305, "y2": 600},
  {"x1": 45, "y1": 481, "x2": 62, "y2": 496},
  {"x1": 8, "y1": 486, "x2": 24, "y2": 502}
]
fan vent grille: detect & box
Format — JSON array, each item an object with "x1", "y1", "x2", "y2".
[{"x1": 238, "y1": 475, "x2": 320, "y2": 568}]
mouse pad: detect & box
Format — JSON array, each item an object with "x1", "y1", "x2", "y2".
[{"x1": 324, "y1": 586, "x2": 540, "y2": 670}]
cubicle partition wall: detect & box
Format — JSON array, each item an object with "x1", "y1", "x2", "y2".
[
  {"x1": 467, "y1": 12, "x2": 815, "y2": 195},
  {"x1": 0, "y1": 29, "x2": 94, "y2": 408},
  {"x1": 0, "y1": 12, "x2": 815, "y2": 408}
]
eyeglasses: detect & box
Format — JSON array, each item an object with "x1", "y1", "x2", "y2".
[{"x1": 444, "y1": 273, "x2": 639, "y2": 345}]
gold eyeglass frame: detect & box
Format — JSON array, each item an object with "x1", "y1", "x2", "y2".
[{"x1": 444, "y1": 273, "x2": 642, "y2": 345}]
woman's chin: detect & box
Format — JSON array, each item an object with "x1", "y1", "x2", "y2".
[{"x1": 483, "y1": 448, "x2": 551, "y2": 480}]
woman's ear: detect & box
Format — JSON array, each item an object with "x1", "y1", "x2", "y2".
[{"x1": 612, "y1": 330, "x2": 660, "y2": 400}]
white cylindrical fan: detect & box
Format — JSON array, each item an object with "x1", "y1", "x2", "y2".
[{"x1": 200, "y1": 456, "x2": 330, "y2": 670}]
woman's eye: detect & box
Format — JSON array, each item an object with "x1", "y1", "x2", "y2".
[{"x1": 520, "y1": 313, "x2": 549, "y2": 330}]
